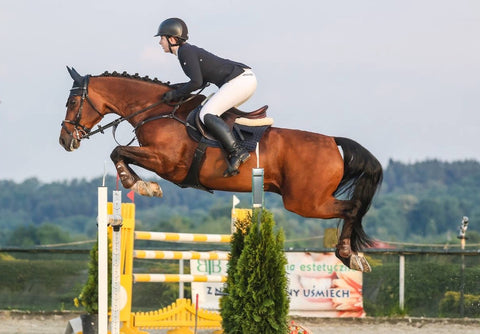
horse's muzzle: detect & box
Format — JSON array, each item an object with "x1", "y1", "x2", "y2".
[{"x1": 59, "y1": 132, "x2": 80, "y2": 152}]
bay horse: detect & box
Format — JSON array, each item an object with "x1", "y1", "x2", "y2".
[{"x1": 59, "y1": 67, "x2": 382, "y2": 272}]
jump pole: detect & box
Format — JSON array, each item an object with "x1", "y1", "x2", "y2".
[
  {"x1": 97, "y1": 186, "x2": 108, "y2": 334},
  {"x1": 110, "y1": 190, "x2": 123, "y2": 334},
  {"x1": 98, "y1": 186, "x2": 124, "y2": 334}
]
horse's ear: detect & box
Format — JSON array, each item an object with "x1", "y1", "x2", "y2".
[{"x1": 67, "y1": 66, "x2": 84, "y2": 84}]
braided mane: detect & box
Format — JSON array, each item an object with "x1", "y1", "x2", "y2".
[{"x1": 98, "y1": 71, "x2": 172, "y2": 87}]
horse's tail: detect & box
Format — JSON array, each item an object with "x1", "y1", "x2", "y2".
[{"x1": 334, "y1": 137, "x2": 383, "y2": 251}]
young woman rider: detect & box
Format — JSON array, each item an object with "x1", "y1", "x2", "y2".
[{"x1": 155, "y1": 17, "x2": 257, "y2": 177}]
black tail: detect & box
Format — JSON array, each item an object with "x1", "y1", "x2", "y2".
[{"x1": 334, "y1": 137, "x2": 383, "y2": 251}]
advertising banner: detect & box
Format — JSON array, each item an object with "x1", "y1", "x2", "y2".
[
  {"x1": 285, "y1": 252, "x2": 365, "y2": 317},
  {"x1": 191, "y1": 252, "x2": 365, "y2": 317},
  {"x1": 191, "y1": 258, "x2": 228, "y2": 309}
]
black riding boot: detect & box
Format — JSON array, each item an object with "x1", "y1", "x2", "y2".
[{"x1": 203, "y1": 114, "x2": 250, "y2": 177}]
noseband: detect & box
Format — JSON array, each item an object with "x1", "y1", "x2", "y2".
[{"x1": 61, "y1": 75, "x2": 103, "y2": 140}]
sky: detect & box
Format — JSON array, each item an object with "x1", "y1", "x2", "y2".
[{"x1": 1, "y1": 0, "x2": 479, "y2": 183}]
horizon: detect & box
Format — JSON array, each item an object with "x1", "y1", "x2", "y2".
[{"x1": 2, "y1": 157, "x2": 479, "y2": 184}]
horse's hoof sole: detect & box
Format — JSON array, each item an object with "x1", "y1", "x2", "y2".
[{"x1": 131, "y1": 181, "x2": 163, "y2": 198}]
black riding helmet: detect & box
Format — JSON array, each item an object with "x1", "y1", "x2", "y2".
[{"x1": 154, "y1": 18, "x2": 188, "y2": 41}]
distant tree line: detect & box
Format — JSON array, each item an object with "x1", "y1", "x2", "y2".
[
  {"x1": 366, "y1": 159, "x2": 480, "y2": 244},
  {"x1": 0, "y1": 159, "x2": 479, "y2": 247}
]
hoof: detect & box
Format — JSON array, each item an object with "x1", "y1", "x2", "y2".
[
  {"x1": 131, "y1": 181, "x2": 163, "y2": 197},
  {"x1": 335, "y1": 250, "x2": 372, "y2": 273},
  {"x1": 358, "y1": 255, "x2": 372, "y2": 272},
  {"x1": 349, "y1": 255, "x2": 364, "y2": 271},
  {"x1": 349, "y1": 254, "x2": 372, "y2": 272}
]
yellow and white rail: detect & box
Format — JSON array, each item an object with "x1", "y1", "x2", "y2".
[
  {"x1": 134, "y1": 250, "x2": 229, "y2": 260},
  {"x1": 134, "y1": 273, "x2": 228, "y2": 283},
  {"x1": 135, "y1": 231, "x2": 232, "y2": 243}
]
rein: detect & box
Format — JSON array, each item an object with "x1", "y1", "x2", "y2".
[
  {"x1": 63, "y1": 76, "x2": 207, "y2": 145},
  {"x1": 88, "y1": 98, "x2": 166, "y2": 146}
]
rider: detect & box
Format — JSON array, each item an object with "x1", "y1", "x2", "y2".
[{"x1": 155, "y1": 17, "x2": 257, "y2": 177}]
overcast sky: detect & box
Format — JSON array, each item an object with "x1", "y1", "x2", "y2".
[{"x1": 1, "y1": 0, "x2": 479, "y2": 183}]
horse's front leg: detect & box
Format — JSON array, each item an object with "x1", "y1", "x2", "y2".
[{"x1": 110, "y1": 146, "x2": 163, "y2": 197}]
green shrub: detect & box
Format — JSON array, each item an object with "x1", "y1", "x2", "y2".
[
  {"x1": 74, "y1": 241, "x2": 111, "y2": 314},
  {"x1": 219, "y1": 213, "x2": 249, "y2": 333},
  {"x1": 439, "y1": 291, "x2": 480, "y2": 318},
  {"x1": 221, "y1": 210, "x2": 289, "y2": 334}
]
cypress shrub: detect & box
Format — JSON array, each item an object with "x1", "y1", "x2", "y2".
[
  {"x1": 221, "y1": 210, "x2": 289, "y2": 333},
  {"x1": 220, "y1": 213, "x2": 250, "y2": 333}
]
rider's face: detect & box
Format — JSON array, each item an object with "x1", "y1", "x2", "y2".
[
  {"x1": 159, "y1": 36, "x2": 179, "y2": 54},
  {"x1": 159, "y1": 36, "x2": 170, "y2": 53}
]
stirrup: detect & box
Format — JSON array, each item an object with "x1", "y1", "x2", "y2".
[
  {"x1": 224, "y1": 166, "x2": 240, "y2": 178},
  {"x1": 223, "y1": 151, "x2": 250, "y2": 177}
]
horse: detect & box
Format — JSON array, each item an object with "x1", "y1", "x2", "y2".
[{"x1": 59, "y1": 67, "x2": 383, "y2": 272}]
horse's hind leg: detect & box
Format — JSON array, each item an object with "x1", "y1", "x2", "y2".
[
  {"x1": 336, "y1": 222, "x2": 371, "y2": 272},
  {"x1": 288, "y1": 196, "x2": 371, "y2": 272},
  {"x1": 110, "y1": 146, "x2": 163, "y2": 197},
  {"x1": 336, "y1": 209, "x2": 372, "y2": 272},
  {"x1": 283, "y1": 195, "x2": 359, "y2": 260}
]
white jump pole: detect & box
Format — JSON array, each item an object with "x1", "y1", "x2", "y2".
[
  {"x1": 179, "y1": 258, "x2": 184, "y2": 299},
  {"x1": 111, "y1": 190, "x2": 123, "y2": 334},
  {"x1": 97, "y1": 186, "x2": 109, "y2": 334}
]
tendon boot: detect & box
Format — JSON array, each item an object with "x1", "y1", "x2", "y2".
[{"x1": 203, "y1": 114, "x2": 250, "y2": 177}]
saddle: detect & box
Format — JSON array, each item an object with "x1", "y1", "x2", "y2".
[
  {"x1": 178, "y1": 105, "x2": 273, "y2": 192},
  {"x1": 186, "y1": 105, "x2": 273, "y2": 151}
]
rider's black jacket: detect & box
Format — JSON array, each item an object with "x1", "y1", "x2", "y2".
[{"x1": 172, "y1": 43, "x2": 250, "y2": 98}]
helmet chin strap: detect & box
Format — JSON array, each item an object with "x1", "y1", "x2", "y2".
[{"x1": 167, "y1": 36, "x2": 182, "y2": 54}]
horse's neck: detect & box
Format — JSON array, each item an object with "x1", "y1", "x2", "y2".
[{"x1": 92, "y1": 77, "x2": 171, "y2": 119}]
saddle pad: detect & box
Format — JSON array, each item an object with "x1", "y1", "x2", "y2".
[{"x1": 186, "y1": 110, "x2": 271, "y2": 152}]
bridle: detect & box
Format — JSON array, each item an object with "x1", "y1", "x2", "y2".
[
  {"x1": 62, "y1": 75, "x2": 207, "y2": 145},
  {"x1": 61, "y1": 75, "x2": 103, "y2": 141}
]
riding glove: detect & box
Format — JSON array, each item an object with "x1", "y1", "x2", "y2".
[{"x1": 162, "y1": 90, "x2": 176, "y2": 103}]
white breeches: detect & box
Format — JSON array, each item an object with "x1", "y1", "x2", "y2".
[{"x1": 199, "y1": 69, "x2": 257, "y2": 123}]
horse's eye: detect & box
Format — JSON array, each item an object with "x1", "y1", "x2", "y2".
[{"x1": 68, "y1": 99, "x2": 77, "y2": 107}]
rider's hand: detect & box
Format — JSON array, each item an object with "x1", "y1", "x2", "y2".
[{"x1": 162, "y1": 91, "x2": 176, "y2": 103}]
